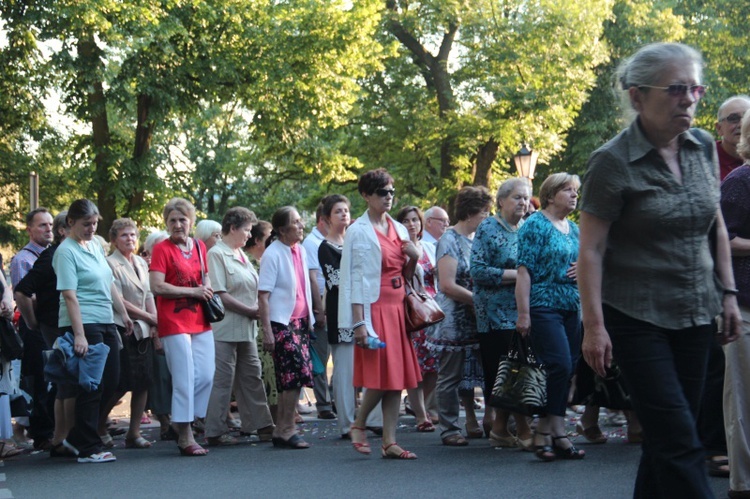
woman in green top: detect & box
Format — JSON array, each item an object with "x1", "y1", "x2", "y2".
[{"x1": 579, "y1": 42, "x2": 741, "y2": 498}]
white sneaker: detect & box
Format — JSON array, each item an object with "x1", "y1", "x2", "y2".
[{"x1": 78, "y1": 451, "x2": 116, "y2": 463}]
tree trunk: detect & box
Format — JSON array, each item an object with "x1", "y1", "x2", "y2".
[
  {"x1": 126, "y1": 93, "x2": 155, "y2": 216},
  {"x1": 473, "y1": 139, "x2": 499, "y2": 187},
  {"x1": 77, "y1": 36, "x2": 116, "y2": 236}
]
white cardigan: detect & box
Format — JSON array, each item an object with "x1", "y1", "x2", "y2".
[
  {"x1": 338, "y1": 211, "x2": 409, "y2": 337},
  {"x1": 258, "y1": 240, "x2": 315, "y2": 329}
]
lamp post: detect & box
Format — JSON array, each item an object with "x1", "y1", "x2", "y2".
[{"x1": 513, "y1": 144, "x2": 539, "y2": 181}]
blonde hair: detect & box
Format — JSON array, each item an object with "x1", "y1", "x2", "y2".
[
  {"x1": 539, "y1": 173, "x2": 581, "y2": 209},
  {"x1": 162, "y1": 197, "x2": 196, "y2": 225}
]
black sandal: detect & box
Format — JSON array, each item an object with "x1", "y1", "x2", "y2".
[
  {"x1": 552, "y1": 436, "x2": 585, "y2": 460},
  {"x1": 707, "y1": 458, "x2": 730, "y2": 478},
  {"x1": 161, "y1": 427, "x2": 178, "y2": 441},
  {"x1": 534, "y1": 432, "x2": 555, "y2": 462}
]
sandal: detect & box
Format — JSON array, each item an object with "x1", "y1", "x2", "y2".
[
  {"x1": 178, "y1": 443, "x2": 209, "y2": 456},
  {"x1": 442, "y1": 434, "x2": 468, "y2": 447},
  {"x1": 534, "y1": 432, "x2": 555, "y2": 462},
  {"x1": 99, "y1": 434, "x2": 115, "y2": 449},
  {"x1": 50, "y1": 442, "x2": 76, "y2": 458},
  {"x1": 488, "y1": 431, "x2": 517, "y2": 448},
  {"x1": 416, "y1": 421, "x2": 435, "y2": 432},
  {"x1": 77, "y1": 451, "x2": 116, "y2": 463},
  {"x1": 350, "y1": 426, "x2": 371, "y2": 455},
  {"x1": 125, "y1": 436, "x2": 152, "y2": 449},
  {"x1": 708, "y1": 457, "x2": 730, "y2": 478},
  {"x1": 576, "y1": 422, "x2": 608, "y2": 444},
  {"x1": 257, "y1": 425, "x2": 275, "y2": 442},
  {"x1": 0, "y1": 442, "x2": 23, "y2": 459},
  {"x1": 517, "y1": 436, "x2": 534, "y2": 452},
  {"x1": 465, "y1": 421, "x2": 484, "y2": 439},
  {"x1": 161, "y1": 427, "x2": 178, "y2": 441},
  {"x1": 206, "y1": 433, "x2": 238, "y2": 447},
  {"x1": 382, "y1": 442, "x2": 417, "y2": 459},
  {"x1": 552, "y1": 436, "x2": 585, "y2": 460},
  {"x1": 271, "y1": 434, "x2": 310, "y2": 449}
]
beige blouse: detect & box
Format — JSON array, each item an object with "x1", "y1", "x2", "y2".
[
  {"x1": 208, "y1": 239, "x2": 258, "y2": 342},
  {"x1": 107, "y1": 249, "x2": 152, "y2": 328}
]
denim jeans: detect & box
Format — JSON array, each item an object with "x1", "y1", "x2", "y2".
[
  {"x1": 528, "y1": 307, "x2": 581, "y2": 417},
  {"x1": 604, "y1": 305, "x2": 715, "y2": 499}
]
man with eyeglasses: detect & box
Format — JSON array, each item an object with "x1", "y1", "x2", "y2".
[
  {"x1": 422, "y1": 206, "x2": 450, "y2": 249},
  {"x1": 716, "y1": 96, "x2": 750, "y2": 180}
]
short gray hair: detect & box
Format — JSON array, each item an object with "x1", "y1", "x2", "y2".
[
  {"x1": 195, "y1": 219, "x2": 222, "y2": 243},
  {"x1": 717, "y1": 96, "x2": 750, "y2": 121},
  {"x1": 495, "y1": 178, "x2": 531, "y2": 210},
  {"x1": 143, "y1": 230, "x2": 168, "y2": 254},
  {"x1": 616, "y1": 43, "x2": 703, "y2": 122}
]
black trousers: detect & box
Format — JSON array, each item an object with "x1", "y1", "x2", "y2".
[
  {"x1": 64, "y1": 324, "x2": 120, "y2": 457},
  {"x1": 19, "y1": 319, "x2": 54, "y2": 441},
  {"x1": 605, "y1": 305, "x2": 715, "y2": 499}
]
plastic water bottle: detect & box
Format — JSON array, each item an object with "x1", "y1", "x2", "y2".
[{"x1": 366, "y1": 336, "x2": 386, "y2": 349}]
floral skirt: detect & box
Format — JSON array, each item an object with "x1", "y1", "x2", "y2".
[
  {"x1": 271, "y1": 318, "x2": 314, "y2": 392},
  {"x1": 411, "y1": 327, "x2": 440, "y2": 374}
]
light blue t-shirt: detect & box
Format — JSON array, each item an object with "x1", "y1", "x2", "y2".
[
  {"x1": 517, "y1": 211, "x2": 580, "y2": 311},
  {"x1": 53, "y1": 237, "x2": 114, "y2": 327}
]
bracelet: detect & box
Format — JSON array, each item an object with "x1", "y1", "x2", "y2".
[
  {"x1": 723, "y1": 288, "x2": 739, "y2": 296},
  {"x1": 352, "y1": 320, "x2": 366, "y2": 330}
]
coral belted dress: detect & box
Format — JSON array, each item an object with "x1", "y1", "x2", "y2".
[{"x1": 353, "y1": 221, "x2": 422, "y2": 390}]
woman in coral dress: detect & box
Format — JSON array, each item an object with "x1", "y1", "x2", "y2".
[{"x1": 339, "y1": 168, "x2": 422, "y2": 459}]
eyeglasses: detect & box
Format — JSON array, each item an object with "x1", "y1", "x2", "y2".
[
  {"x1": 719, "y1": 113, "x2": 744, "y2": 124},
  {"x1": 375, "y1": 188, "x2": 396, "y2": 197},
  {"x1": 428, "y1": 217, "x2": 450, "y2": 225},
  {"x1": 638, "y1": 84, "x2": 707, "y2": 100}
]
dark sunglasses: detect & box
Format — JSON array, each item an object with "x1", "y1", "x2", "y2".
[
  {"x1": 375, "y1": 188, "x2": 396, "y2": 197},
  {"x1": 638, "y1": 84, "x2": 707, "y2": 99},
  {"x1": 720, "y1": 113, "x2": 744, "y2": 124}
]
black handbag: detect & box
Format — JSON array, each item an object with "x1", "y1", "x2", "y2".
[
  {"x1": 489, "y1": 332, "x2": 546, "y2": 416},
  {"x1": 194, "y1": 238, "x2": 225, "y2": 323},
  {"x1": 0, "y1": 317, "x2": 24, "y2": 361}
]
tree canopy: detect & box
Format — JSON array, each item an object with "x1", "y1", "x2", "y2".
[{"x1": 1, "y1": 0, "x2": 748, "y2": 253}]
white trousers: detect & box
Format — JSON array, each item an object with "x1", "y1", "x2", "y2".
[
  {"x1": 162, "y1": 331, "x2": 215, "y2": 423},
  {"x1": 724, "y1": 305, "x2": 750, "y2": 492},
  {"x1": 330, "y1": 343, "x2": 382, "y2": 433}
]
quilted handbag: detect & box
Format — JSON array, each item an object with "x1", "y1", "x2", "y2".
[
  {"x1": 489, "y1": 332, "x2": 546, "y2": 416},
  {"x1": 404, "y1": 276, "x2": 445, "y2": 333}
]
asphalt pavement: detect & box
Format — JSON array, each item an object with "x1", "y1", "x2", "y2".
[{"x1": 0, "y1": 408, "x2": 731, "y2": 499}]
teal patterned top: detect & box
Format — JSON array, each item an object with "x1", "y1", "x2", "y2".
[
  {"x1": 470, "y1": 216, "x2": 522, "y2": 332},
  {"x1": 517, "y1": 211, "x2": 580, "y2": 311}
]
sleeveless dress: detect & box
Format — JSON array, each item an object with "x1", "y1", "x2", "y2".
[{"x1": 353, "y1": 221, "x2": 422, "y2": 390}]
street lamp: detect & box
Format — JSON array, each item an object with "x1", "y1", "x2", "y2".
[{"x1": 513, "y1": 144, "x2": 539, "y2": 180}]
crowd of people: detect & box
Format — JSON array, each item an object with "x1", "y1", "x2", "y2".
[{"x1": 0, "y1": 41, "x2": 748, "y2": 498}]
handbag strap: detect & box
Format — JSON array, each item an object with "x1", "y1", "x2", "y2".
[
  {"x1": 194, "y1": 238, "x2": 206, "y2": 286},
  {"x1": 511, "y1": 331, "x2": 540, "y2": 365}
]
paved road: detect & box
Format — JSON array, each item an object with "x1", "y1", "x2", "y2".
[{"x1": 1, "y1": 412, "x2": 730, "y2": 498}]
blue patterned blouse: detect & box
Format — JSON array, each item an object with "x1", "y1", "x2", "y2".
[
  {"x1": 517, "y1": 211, "x2": 580, "y2": 311},
  {"x1": 470, "y1": 216, "x2": 522, "y2": 333}
]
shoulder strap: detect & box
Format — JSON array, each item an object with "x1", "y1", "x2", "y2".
[
  {"x1": 194, "y1": 238, "x2": 206, "y2": 285},
  {"x1": 21, "y1": 247, "x2": 41, "y2": 258}
]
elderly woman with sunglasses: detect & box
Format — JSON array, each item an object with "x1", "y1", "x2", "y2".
[{"x1": 578, "y1": 42, "x2": 741, "y2": 498}]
